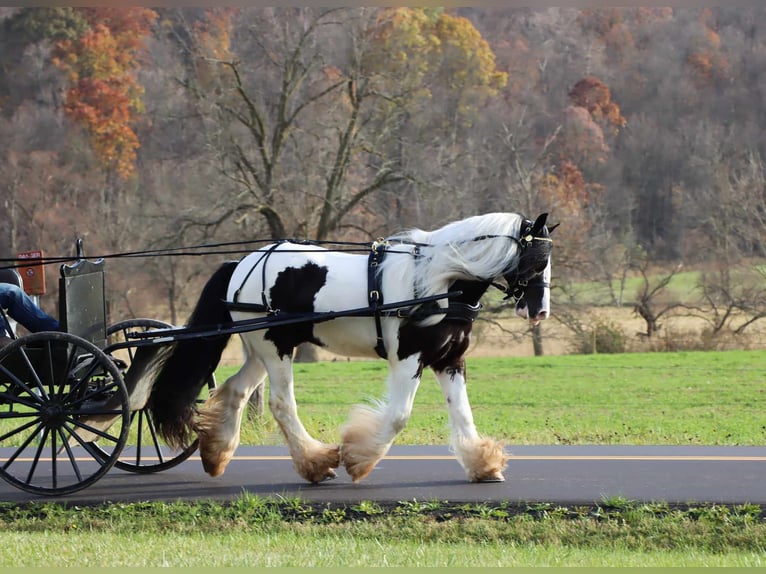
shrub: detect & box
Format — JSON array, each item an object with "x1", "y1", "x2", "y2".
[{"x1": 572, "y1": 321, "x2": 627, "y2": 354}]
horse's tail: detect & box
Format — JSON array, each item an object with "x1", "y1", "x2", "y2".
[{"x1": 146, "y1": 260, "x2": 239, "y2": 449}]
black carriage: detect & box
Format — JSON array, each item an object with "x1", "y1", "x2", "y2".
[{"x1": 0, "y1": 245, "x2": 214, "y2": 496}]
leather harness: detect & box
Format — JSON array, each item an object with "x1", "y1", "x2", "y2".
[{"x1": 225, "y1": 235, "x2": 539, "y2": 360}]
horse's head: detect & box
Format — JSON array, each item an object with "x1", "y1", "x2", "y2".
[{"x1": 504, "y1": 213, "x2": 555, "y2": 326}]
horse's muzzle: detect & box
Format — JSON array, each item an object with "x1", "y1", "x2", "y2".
[
  {"x1": 528, "y1": 310, "x2": 548, "y2": 325},
  {"x1": 515, "y1": 305, "x2": 548, "y2": 325}
]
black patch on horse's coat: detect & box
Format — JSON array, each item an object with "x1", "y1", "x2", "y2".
[
  {"x1": 265, "y1": 262, "x2": 328, "y2": 358},
  {"x1": 397, "y1": 280, "x2": 488, "y2": 378}
]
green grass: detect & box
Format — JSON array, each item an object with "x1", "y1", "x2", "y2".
[
  {"x1": 2, "y1": 349, "x2": 765, "y2": 566},
  {"x1": 565, "y1": 270, "x2": 702, "y2": 305},
  {"x1": 231, "y1": 350, "x2": 766, "y2": 447},
  {"x1": 565, "y1": 264, "x2": 765, "y2": 306},
  {"x1": 0, "y1": 496, "x2": 764, "y2": 566}
]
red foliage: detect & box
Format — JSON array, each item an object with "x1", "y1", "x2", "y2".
[{"x1": 53, "y1": 8, "x2": 157, "y2": 179}]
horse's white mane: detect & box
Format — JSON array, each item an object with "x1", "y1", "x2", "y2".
[{"x1": 381, "y1": 212, "x2": 525, "y2": 299}]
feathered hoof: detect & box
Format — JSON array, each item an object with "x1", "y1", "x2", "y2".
[
  {"x1": 197, "y1": 429, "x2": 238, "y2": 478},
  {"x1": 295, "y1": 444, "x2": 341, "y2": 484},
  {"x1": 343, "y1": 459, "x2": 377, "y2": 483},
  {"x1": 456, "y1": 436, "x2": 509, "y2": 484},
  {"x1": 340, "y1": 440, "x2": 381, "y2": 483},
  {"x1": 200, "y1": 450, "x2": 233, "y2": 478}
]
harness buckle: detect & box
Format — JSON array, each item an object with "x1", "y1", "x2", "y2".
[{"x1": 369, "y1": 290, "x2": 380, "y2": 302}]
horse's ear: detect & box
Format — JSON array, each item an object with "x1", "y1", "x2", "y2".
[
  {"x1": 547, "y1": 222, "x2": 560, "y2": 234},
  {"x1": 531, "y1": 213, "x2": 548, "y2": 235}
]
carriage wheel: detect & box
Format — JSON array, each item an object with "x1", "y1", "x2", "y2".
[
  {"x1": 0, "y1": 332, "x2": 130, "y2": 495},
  {"x1": 97, "y1": 318, "x2": 216, "y2": 474}
]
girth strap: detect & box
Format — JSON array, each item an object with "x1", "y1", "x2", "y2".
[
  {"x1": 405, "y1": 300, "x2": 482, "y2": 323},
  {"x1": 368, "y1": 241, "x2": 388, "y2": 358}
]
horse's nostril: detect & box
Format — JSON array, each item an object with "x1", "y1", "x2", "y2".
[{"x1": 537, "y1": 311, "x2": 548, "y2": 321}]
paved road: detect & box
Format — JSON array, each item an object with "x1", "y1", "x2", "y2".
[{"x1": 1, "y1": 445, "x2": 764, "y2": 506}]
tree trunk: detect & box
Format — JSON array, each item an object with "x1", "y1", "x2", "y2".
[
  {"x1": 532, "y1": 323, "x2": 544, "y2": 356},
  {"x1": 247, "y1": 382, "x2": 265, "y2": 419}
]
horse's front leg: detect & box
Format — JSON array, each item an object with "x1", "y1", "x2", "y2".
[
  {"x1": 434, "y1": 362, "x2": 508, "y2": 482},
  {"x1": 266, "y1": 352, "x2": 340, "y2": 484},
  {"x1": 341, "y1": 355, "x2": 421, "y2": 482}
]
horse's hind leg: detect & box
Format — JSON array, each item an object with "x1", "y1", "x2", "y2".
[
  {"x1": 341, "y1": 355, "x2": 421, "y2": 482},
  {"x1": 434, "y1": 364, "x2": 508, "y2": 482},
  {"x1": 196, "y1": 343, "x2": 266, "y2": 477}
]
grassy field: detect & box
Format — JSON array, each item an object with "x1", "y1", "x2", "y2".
[
  {"x1": 1, "y1": 495, "x2": 765, "y2": 567},
  {"x1": 232, "y1": 349, "x2": 766, "y2": 447},
  {"x1": 2, "y1": 349, "x2": 765, "y2": 567}
]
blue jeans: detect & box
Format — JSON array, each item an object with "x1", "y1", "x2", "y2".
[{"x1": 0, "y1": 283, "x2": 59, "y2": 336}]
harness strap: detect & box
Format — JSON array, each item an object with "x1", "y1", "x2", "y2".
[
  {"x1": 232, "y1": 241, "x2": 284, "y2": 310},
  {"x1": 368, "y1": 240, "x2": 388, "y2": 359},
  {"x1": 405, "y1": 301, "x2": 482, "y2": 323}
]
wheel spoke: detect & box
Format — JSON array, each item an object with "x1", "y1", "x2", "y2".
[
  {"x1": 25, "y1": 426, "x2": 50, "y2": 487},
  {"x1": 0, "y1": 365, "x2": 44, "y2": 406},
  {"x1": 64, "y1": 416, "x2": 124, "y2": 444},
  {"x1": 0, "y1": 419, "x2": 45, "y2": 469},
  {"x1": 0, "y1": 415, "x2": 42, "y2": 443},
  {"x1": 144, "y1": 411, "x2": 168, "y2": 464}
]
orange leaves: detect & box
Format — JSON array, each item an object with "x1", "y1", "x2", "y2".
[
  {"x1": 538, "y1": 161, "x2": 597, "y2": 255},
  {"x1": 568, "y1": 76, "x2": 626, "y2": 132},
  {"x1": 193, "y1": 8, "x2": 237, "y2": 61},
  {"x1": 540, "y1": 75, "x2": 624, "y2": 244},
  {"x1": 686, "y1": 9, "x2": 729, "y2": 87},
  {"x1": 63, "y1": 76, "x2": 140, "y2": 178},
  {"x1": 54, "y1": 8, "x2": 157, "y2": 180},
  {"x1": 187, "y1": 8, "x2": 238, "y2": 90},
  {"x1": 555, "y1": 76, "x2": 625, "y2": 170}
]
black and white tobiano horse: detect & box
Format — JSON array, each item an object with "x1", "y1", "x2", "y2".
[{"x1": 144, "y1": 212, "x2": 554, "y2": 484}]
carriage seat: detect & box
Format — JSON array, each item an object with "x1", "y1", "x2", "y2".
[{"x1": 0, "y1": 268, "x2": 24, "y2": 338}]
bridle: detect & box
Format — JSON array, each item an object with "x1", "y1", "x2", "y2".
[{"x1": 476, "y1": 223, "x2": 553, "y2": 303}]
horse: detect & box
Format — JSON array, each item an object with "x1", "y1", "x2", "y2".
[{"x1": 142, "y1": 211, "x2": 555, "y2": 484}]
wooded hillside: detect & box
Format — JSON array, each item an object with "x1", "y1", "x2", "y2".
[{"x1": 1, "y1": 7, "x2": 764, "y2": 352}]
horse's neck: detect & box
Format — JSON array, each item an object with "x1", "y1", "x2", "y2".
[{"x1": 449, "y1": 279, "x2": 491, "y2": 305}]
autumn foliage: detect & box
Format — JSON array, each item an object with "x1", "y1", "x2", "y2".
[
  {"x1": 366, "y1": 8, "x2": 507, "y2": 124},
  {"x1": 53, "y1": 8, "x2": 157, "y2": 179},
  {"x1": 568, "y1": 76, "x2": 626, "y2": 134}
]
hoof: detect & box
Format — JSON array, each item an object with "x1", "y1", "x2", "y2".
[
  {"x1": 198, "y1": 435, "x2": 236, "y2": 478},
  {"x1": 344, "y1": 459, "x2": 377, "y2": 483},
  {"x1": 472, "y1": 471, "x2": 505, "y2": 483},
  {"x1": 310, "y1": 469, "x2": 338, "y2": 484},
  {"x1": 296, "y1": 444, "x2": 340, "y2": 484},
  {"x1": 339, "y1": 441, "x2": 381, "y2": 483}
]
